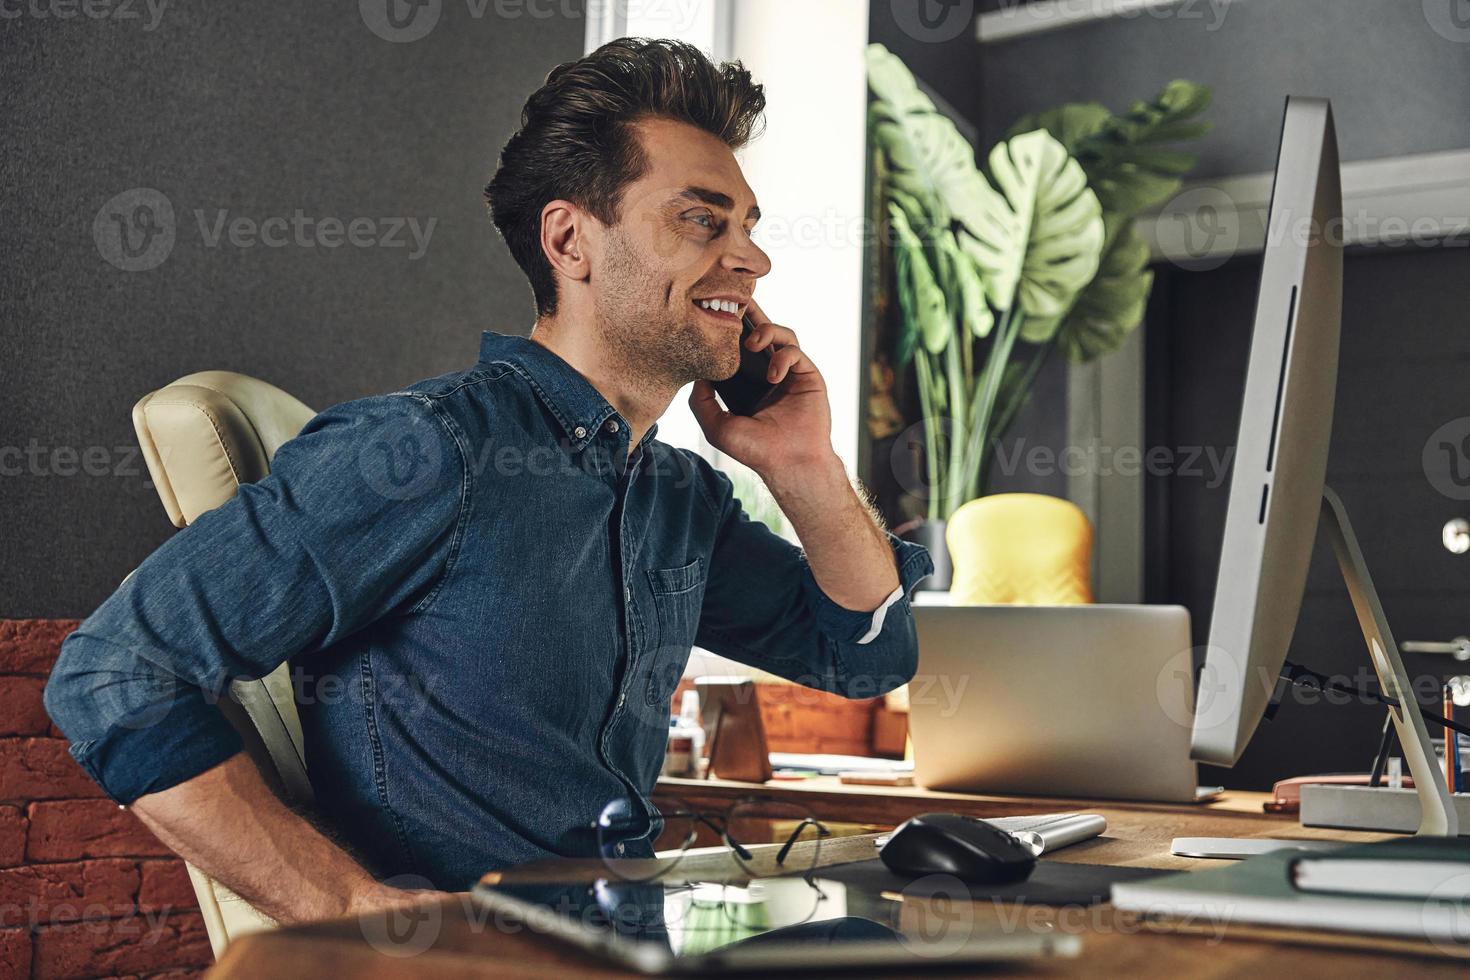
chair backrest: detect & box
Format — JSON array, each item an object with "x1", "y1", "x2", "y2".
[
  {"x1": 131, "y1": 371, "x2": 321, "y2": 959},
  {"x1": 946, "y1": 493, "x2": 1094, "y2": 605},
  {"x1": 133, "y1": 370, "x2": 316, "y2": 527}
]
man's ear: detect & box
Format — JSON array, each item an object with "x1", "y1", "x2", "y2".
[{"x1": 540, "y1": 200, "x2": 591, "y2": 282}]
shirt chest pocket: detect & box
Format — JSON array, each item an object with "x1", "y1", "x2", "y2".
[{"x1": 644, "y1": 558, "x2": 704, "y2": 708}]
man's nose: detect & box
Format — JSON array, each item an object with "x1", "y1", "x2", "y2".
[{"x1": 723, "y1": 226, "x2": 771, "y2": 280}]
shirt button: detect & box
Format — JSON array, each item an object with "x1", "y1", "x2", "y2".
[
  {"x1": 573, "y1": 425, "x2": 587, "y2": 439},
  {"x1": 618, "y1": 691, "x2": 627, "y2": 707},
  {"x1": 624, "y1": 586, "x2": 631, "y2": 603},
  {"x1": 606, "y1": 419, "x2": 620, "y2": 434}
]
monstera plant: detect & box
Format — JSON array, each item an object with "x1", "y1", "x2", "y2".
[{"x1": 867, "y1": 44, "x2": 1212, "y2": 524}]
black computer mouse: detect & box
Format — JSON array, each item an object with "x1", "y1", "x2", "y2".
[{"x1": 879, "y1": 813, "x2": 1039, "y2": 885}]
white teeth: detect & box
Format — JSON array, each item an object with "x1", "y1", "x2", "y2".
[{"x1": 698, "y1": 299, "x2": 743, "y2": 315}]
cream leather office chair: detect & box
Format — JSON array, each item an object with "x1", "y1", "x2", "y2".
[{"x1": 131, "y1": 371, "x2": 319, "y2": 959}]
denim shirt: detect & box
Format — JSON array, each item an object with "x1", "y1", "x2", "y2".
[{"x1": 44, "y1": 330, "x2": 933, "y2": 890}]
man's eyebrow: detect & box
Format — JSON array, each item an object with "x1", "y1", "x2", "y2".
[{"x1": 675, "y1": 186, "x2": 761, "y2": 221}]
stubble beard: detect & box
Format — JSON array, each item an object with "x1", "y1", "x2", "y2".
[{"x1": 596, "y1": 232, "x2": 740, "y2": 389}]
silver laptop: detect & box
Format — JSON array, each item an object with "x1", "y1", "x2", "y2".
[{"x1": 910, "y1": 604, "x2": 1222, "y2": 804}]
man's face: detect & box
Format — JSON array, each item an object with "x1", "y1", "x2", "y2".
[{"x1": 590, "y1": 116, "x2": 771, "y2": 386}]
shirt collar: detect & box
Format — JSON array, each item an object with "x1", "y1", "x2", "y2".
[{"x1": 477, "y1": 330, "x2": 659, "y2": 452}]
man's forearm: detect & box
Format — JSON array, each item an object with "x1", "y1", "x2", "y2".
[
  {"x1": 129, "y1": 752, "x2": 436, "y2": 925},
  {"x1": 761, "y1": 452, "x2": 900, "y2": 612}
]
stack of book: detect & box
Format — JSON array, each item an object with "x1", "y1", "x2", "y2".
[{"x1": 1112, "y1": 836, "x2": 1470, "y2": 949}]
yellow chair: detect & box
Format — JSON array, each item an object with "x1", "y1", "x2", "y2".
[{"x1": 946, "y1": 494, "x2": 1094, "y2": 605}]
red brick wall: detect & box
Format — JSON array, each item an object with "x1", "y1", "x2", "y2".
[{"x1": 0, "y1": 620, "x2": 212, "y2": 980}]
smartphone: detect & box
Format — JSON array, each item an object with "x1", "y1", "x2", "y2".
[{"x1": 711, "y1": 313, "x2": 777, "y2": 416}]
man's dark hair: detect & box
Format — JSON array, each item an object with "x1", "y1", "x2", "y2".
[{"x1": 485, "y1": 37, "x2": 766, "y2": 318}]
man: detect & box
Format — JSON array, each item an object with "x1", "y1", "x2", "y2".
[{"x1": 44, "y1": 38, "x2": 932, "y2": 924}]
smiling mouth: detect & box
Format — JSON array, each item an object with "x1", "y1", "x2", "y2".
[{"x1": 692, "y1": 298, "x2": 746, "y2": 325}]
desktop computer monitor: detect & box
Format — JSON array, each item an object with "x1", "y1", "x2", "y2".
[
  {"x1": 1189, "y1": 96, "x2": 1343, "y2": 767},
  {"x1": 1185, "y1": 97, "x2": 1456, "y2": 843}
]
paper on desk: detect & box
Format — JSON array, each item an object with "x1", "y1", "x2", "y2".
[{"x1": 769, "y1": 753, "x2": 914, "y2": 775}]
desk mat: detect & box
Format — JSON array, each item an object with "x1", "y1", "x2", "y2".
[{"x1": 809, "y1": 859, "x2": 1168, "y2": 907}]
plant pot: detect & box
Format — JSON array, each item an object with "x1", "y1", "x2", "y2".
[{"x1": 900, "y1": 519, "x2": 952, "y2": 592}]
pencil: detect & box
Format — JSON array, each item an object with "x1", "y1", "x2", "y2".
[
  {"x1": 1440, "y1": 687, "x2": 1452, "y2": 793},
  {"x1": 1445, "y1": 683, "x2": 1457, "y2": 794}
]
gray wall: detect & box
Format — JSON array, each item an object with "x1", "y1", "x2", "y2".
[
  {"x1": 2, "y1": 2, "x2": 586, "y2": 617},
  {"x1": 980, "y1": 0, "x2": 1470, "y2": 176}
]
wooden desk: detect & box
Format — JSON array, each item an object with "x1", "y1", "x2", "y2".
[
  {"x1": 653, "y1": 777, "x2": 1323, "y2": 872},
  {"x1": 207, "y1": 780, "x2": 1463, "y2": 978}
]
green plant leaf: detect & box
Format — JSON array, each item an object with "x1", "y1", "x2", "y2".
[
  {"x1": 1108, "y1": 146, "x2": 1199, "y2": 174},
  {"x1": 959, "y1": 129, "x2": 1105, "y2": 322},
  {"x1": 1056, "y1": 221, "x2": 1154, "y2": 362},
  {"x1": 1008, "y1": 102, "x2": 1112, "y2": 151},
  {"x1": 943, "y1": 231, "x2": 994, "y2": 338},
  {"x1": 1138, "y1": 119, "x2": 1213, "y2": 144},
  {"x1": 884, "y1": 185, "x2": 928, "y2": 231},
  {"x1": 1089, "y1": 168, "x2": 1187, "y2": 217},
  {"x1": 868, "y1": 46, "x2": 1212, "y2": 514},
  {"x1": 866, "y1": 44, "x2": 991, "y2": 239},
  {"x1": 1011, "y1": 79, "x2": 1213, "y2": 362},
  {"x1": 889, "y1": 203, "x2": 951, "y2": 357},
  {"x1": 1154, "y1": 79, "x2": 1214, "y2": 121},
  {"x1": 1012, "y1": 80, "x2": 1213, "y2": 217}
]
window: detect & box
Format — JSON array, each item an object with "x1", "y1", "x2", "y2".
[{"x1": 584, "y1": 1, "x2": 869, "y2": 489}]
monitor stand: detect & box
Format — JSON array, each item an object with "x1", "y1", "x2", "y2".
[{"x1": 1171, "y1": 486, "x2": 1458, "y2": 859}]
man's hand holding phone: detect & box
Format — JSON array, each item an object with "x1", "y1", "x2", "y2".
[
  {"x1": 689, "y1": 299, "x2": 903, "y2": 614},
  {"x1": 689, "y1": 299, "x2": 838, "y2": 480}
]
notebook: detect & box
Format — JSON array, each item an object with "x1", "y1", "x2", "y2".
[
  {"x1": 1288, "y1": 836, "x2": 1470, "y2": 901},
  {"x1": 1111, "y1": 848, "x2": 1470, "y2": 945}
]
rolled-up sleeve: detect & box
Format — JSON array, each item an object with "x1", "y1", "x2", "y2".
[
  {"x1": 43, "y1": 391, "x2": 467, "y2": 806},
  {"x1": 692, "y1": 466, "x2": 934, "y2": 700}
]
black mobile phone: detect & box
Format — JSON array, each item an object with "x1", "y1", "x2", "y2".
[{"x1": 711, "y1": 314, "x2": 777, "y2": 416}]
